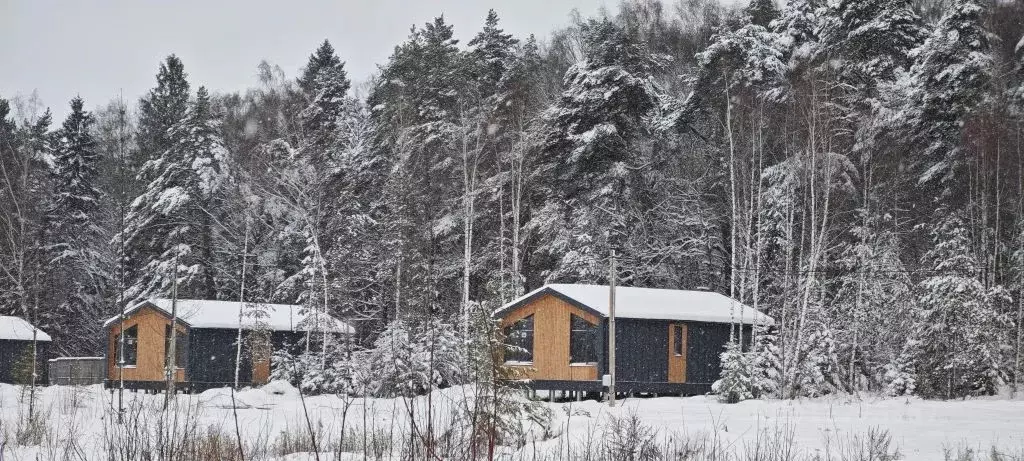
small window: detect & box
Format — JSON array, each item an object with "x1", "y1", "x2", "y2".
[
  {"x1": 118, "y1": 325, "x2": 138, "y2": 367},
  {"x1": 569, "y1": 314, "x2": 598, "y2": 364},
  {"x1": 504, "y1": 315, "x2": 534, "y2": 363},
  {"x1": 164, "y1": 325, "x2": 186, "y2": 368},
  {"x1": 673, "y1": 324, "x2": 684, "y2": 356}
]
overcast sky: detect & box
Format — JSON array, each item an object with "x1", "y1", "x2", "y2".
[{"x1": 0, "y1": 0, "x2": 610, "y2": 119}]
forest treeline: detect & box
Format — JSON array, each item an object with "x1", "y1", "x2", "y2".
[{"x1": 3, "y1": 0, "x2": 1024, "y2": 400}]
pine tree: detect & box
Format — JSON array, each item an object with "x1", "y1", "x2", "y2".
[
  {"x1": 818, "y1": 0, "x2": 924, "y2": 88},
  {"x1": 772, "y1": 0, "x2": 820, "y2": 45},
  {"x1": 687, "y1": 16, "x2": 787, "y2": 109},
  {"x1": 48, "y1": 97, "x2": 110, "y2": 353},
  {"x1": 123, "y1": 87, "x2": 229, "y2": 300},
  {"x1": 533, "y1": 18, "x2": 663, "y2": 282}
]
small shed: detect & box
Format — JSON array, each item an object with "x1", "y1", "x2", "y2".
[
  {"x1": 0, "y1": 316, "x2": 52, "y2": 384},
  {"x1": 493, "y1": 284, "x2": 774, "y2": 395},
  {"x1": 102, "y1": 299, "x2": 354, "y2": 391}
]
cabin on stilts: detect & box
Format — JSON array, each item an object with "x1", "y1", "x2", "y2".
[
  {"x1": 0, "y1": 316, "x2": 51, "y2": 384},
  {"x1": 493, "y1": 284, "x2": 774, "y2": 397},
  {"x1": 102, "y1": 299, "x2": 353, "y2": 392}
]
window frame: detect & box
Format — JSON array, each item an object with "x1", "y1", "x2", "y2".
[
  {"x1": 569, "y1": 314, "x2": 598, "y2": 365},
  {"x1": 118, "y1": 325, "x2": 138, "y2": 368},
  {"x1": 503, "y1": 314, "x2": 534, "y2": 364},
  {"x1": 164, "y1": 324, "x2": 187, "y2": 369}
]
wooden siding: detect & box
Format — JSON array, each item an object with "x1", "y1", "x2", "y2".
[
  {"x1": 500, "y1": 294, "x2": 599, "y2": 381},
  {"x1": 106, "y1": 306, "x2": 185, "y2": 382},
  {"x1": 667, "y1": 323, "x2": 687, "y2": 383}
]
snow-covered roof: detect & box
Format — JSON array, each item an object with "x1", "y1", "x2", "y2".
[
  {"x1": 496, "y1": 284, "x2": 775, "y2": 326},
  {"x1": 0, "y1": 316, "x2": 52, "y2": 341},
  {"x1": 102, "y1": 299, "x2": 354, "y2": 334}
]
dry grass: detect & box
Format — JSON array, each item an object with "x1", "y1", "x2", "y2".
[{"x1": 1, "y1": 386, "x2": 1021, "y2": 461}]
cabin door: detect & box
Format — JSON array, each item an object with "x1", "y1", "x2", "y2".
[{"x1": 667, "y1": 323, "x2": 687, "y2": 383}]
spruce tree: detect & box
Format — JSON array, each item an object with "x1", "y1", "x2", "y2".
[
  {"x1": 904, "y1": 0, "x2": 992, "y2": 203},
  {"x1": 468, "y1": 10, "x2": 519, "y2": 99},
  {"x1": 298, "y1": 39, "x2": 351, "y2": 158},
  {"x1": 124, "y1": 55, "x2": 192, "y2": 301},
  {"x1": 298, "y1": 40, "x2": 348, "y2": 97},
  {"x1": 123, "y1": 87, "x2": 228, "y2": 300},
  {"x1": 745, "y1": 0, "x2": 780, "y2": 28},
  {"x1": 713, "y1": 341, "x2": 754, "y2": 402},
  {"x1": 137, "y1": 55, "x2": 190, "y2": 177},
  {"x1": 914, "y1": 214, "x2": 1008, "y2": 398},
  {"x1": 49, "y1": 97, "x2": 109, "y2": 353}
]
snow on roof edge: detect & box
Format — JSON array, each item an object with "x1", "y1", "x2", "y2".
[
  {"x1": 0, "y1": 316, "x2": 52, "y2": 341},
  {"x1": 495, "y1": 284, "x2": 775, "y2": 326},
  {"x1": 101, "y1": 299, "x2": 354, "y2": 334}
]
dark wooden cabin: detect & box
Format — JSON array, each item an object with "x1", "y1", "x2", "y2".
[
  {"x1": 0, "y1": 316, "x2": 51, "y2": 384},
  {"x1": 102, "y1": 299, "x2": 353, "y2": 391},
  {"x1": 493, "y1": 284, "x2": 774, "y2": 396}
]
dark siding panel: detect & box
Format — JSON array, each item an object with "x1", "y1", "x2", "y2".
[
  {"x1": 0, "y1": 340, "x2": 25, "y2": 383},
  {"x1": 272, "y1": 331, "x2": 307, "y2": 354},
  {"x1": 0, "y1": 340, "x2": 49, "y2": 384},
  {"x1": 185, "y1": 329, "x2": 310, "y2": 386},
  {"x1": 685, "y1": 323, "x2": 753, "y2": 384},
  {"x1": 686, "y1": 322, "x2": 728, "y2": 384},
  {"x1": 187, "y1": 329, "x2": 252, "y2": 385},
  {"x1": 598, "y1": 321, "x2": 607, "y2": 377},
  {"x1": 598, "y1": 320, "x2": 755, "y2": 386},
  {"x1": 615, "y1": 319, "x2": 669, "y2": 383}
]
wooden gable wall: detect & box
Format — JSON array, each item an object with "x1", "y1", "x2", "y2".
[
  {"x1": 106, "y1": 305, "x2": 186, "y2": 382},
  {"x1": 500, "y1": 293, "x2": 600, "y2": 381}
]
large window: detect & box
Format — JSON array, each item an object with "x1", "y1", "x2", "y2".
[
  {"x1": 164, "y1": 325, "x2": 187, "y2": 368},
  {"x1": 118, "y1": 325, "x2": 138, "y2": 367},
  {"x1": 504, "y1": 315, "x2": 534, "y2": 363},
  {"x1": 569, "y1": 314, "x2": 598, "y2": 364}
]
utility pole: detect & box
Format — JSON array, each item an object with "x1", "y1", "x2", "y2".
[
  {"x1": 165, "y1": 254, "x2": 179, "y2": 409},
  {"x1": 608, "y1": 249, "x2": 617, "y2": 407}
]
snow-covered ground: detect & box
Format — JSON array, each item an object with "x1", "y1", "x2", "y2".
[{"x1": 1, "y1": 382, "x2": 1022, "y2": 460}]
